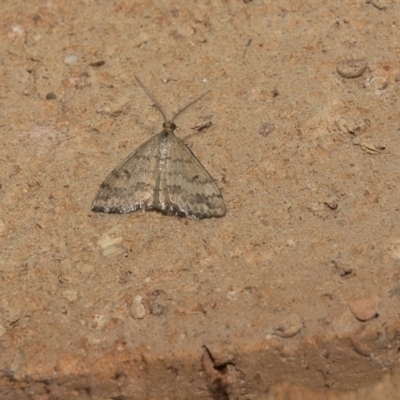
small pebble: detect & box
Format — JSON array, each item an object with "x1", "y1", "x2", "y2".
[
  {"x1": 46, "y1": 92, "x2": 57, "y2": 100},
  {"x1": 130, "y1": 296, "x2": 146, "y2": 319},
  {"x1": 9, "y1": 24, "x2": 25, "y2": 39},
  {"x1": 259, "y1": 122, "x2": 275, "y2": 138},
  {"x1": 337, "y1": 58, "x2": 368, "y2": 79},
  {"x1": 101, "y1": 244, "x2": 127, "y2": 257},
  {"x1": 349, "y1": 295, "x2": 379, "y2": 321},
  {"x1": 272, "y1": 313, "x2": 303, "y2": 338},
  {"x1": 64, "y1": 53, "x2": 78, "y2": 65},
  {"x1": 97, "y1": 234, "x2": 123, "y2": 249},
  {"x1": 89, "y1": 60, "x2": 105, "y2": 67},
  {"x1": 96, "y1": 234, "x2": 126, "y2": 257},
  {"x1": 150, "y1": 301, "x2": 167, "y2": 316},
  {"x1": 191, "y1": 121, "x2": 212, "y2": 131}
]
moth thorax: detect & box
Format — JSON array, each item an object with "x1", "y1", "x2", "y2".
[{"x1": 163, "y1": 121, "x2": 177, "y2": 131}]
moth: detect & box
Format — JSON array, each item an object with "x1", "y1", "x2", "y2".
[{"x1": 91, "y1": 76, "x2": 226, "y2": 220}]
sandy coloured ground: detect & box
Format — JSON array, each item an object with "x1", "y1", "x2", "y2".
[{"x1": 1, "y1": 1, "x2": 400, "y2": 399}]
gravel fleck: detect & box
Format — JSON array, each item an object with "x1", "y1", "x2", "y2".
[{"x1": 337, "y1": 58, "x2": 368, "y2": 78}]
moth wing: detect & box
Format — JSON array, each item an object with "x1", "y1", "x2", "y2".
[
  {"x1": 159, "y1": 134, "x2": 226, "y2": 219},
  {"x1": 91, "y1": 134, "x2": 161, "y2": 213}
]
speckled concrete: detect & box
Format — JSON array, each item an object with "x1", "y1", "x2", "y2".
[{"x1": 1, "y1": 0, "x2": 400, "y2": 399}]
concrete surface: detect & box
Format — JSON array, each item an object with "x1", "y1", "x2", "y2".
[{"x1": 1, "y1": 0, "x2": 400, "y2": 399}]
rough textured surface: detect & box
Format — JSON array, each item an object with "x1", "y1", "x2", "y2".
[{"x1": 1, "y1": 0, "x2": 400, "y2": 399}]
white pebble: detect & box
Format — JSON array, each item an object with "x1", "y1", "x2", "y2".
[
  {"x1": 64, "y1": 54, "x2": 78, "y2": 65},
  {"x1": 130, "y1": 296, "x2": 146, "y2": 319}
]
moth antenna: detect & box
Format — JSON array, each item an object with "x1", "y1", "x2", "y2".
[
  {"x1": 171, "y1": 90, "x2": 210, "y2": 123},
  {"x1": 135, "y1": 76, "x2": 210, "y2": 123},
  {"x1": 134, "y1": 75, "x2": 168, "y2": 122}
]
